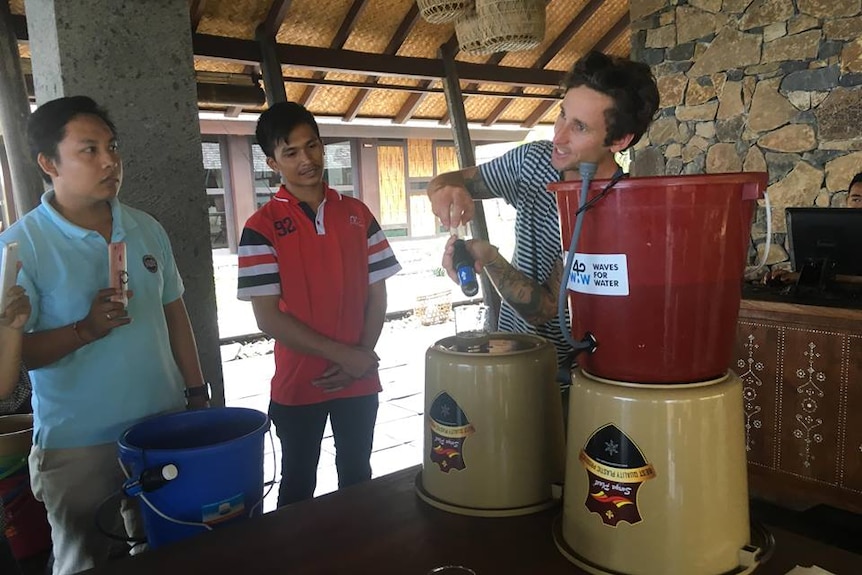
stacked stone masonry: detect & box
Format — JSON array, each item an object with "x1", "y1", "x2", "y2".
[{"x1": 630, "y1": 0, "x2": 862, "y2": 270}]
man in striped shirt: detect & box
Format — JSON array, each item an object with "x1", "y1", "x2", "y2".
[
  {"x1": 237, "y1": 102, "x2": 401, "y2": 506},
  {"x1": 428, "y1": 51, "x2": 659, "y2": 373}
]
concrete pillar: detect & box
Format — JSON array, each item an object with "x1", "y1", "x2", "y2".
[{"x1": 24, "y1": 0, "x2": 224, "y2": 403}]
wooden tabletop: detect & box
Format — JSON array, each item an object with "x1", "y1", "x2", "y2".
[{"x1": 86, "y1": 466, "x2": 862, "y2": 574}]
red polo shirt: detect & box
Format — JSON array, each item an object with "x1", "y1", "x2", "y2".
[{"x1": 237, "y1": 184, "x2": 401, "y2": 405}]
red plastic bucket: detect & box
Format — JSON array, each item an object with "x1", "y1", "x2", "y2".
[
  {"x1": 0, "y1": 415, "x2": 51, "y2": 560},
  {"x1": 550, "y1": 172, "x2": 766, "y2": 384},
  {"x1": 2, "y1": 471, "x2": 52, "y2": 560}
]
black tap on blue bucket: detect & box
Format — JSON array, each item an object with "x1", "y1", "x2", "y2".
[{"x1": 452, "y1": 239, "x2": 479, "y2": 297}]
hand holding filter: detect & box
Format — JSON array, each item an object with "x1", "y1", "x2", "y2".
[{"x1": 452, "y1": 239, "x2": 479, "y2": 297}]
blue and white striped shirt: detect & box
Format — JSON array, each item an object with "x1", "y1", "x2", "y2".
[{"x1": 480, "y1": 140, "x2": 572, "y2": 367}]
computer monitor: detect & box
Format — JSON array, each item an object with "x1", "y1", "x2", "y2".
[{"x1": 786, "y1": 208, "x2": 862, "y2": 288}]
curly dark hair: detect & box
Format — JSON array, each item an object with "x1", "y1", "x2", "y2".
[{"x1": 562, "y1": 51, "x2": 659, "y2": 149}]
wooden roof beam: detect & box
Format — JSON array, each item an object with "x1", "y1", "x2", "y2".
[
  {"x1": 342, "y1": 3, "x2": 420, "y2": 122},
  {"x1": 593, "y1": 11, "x2": 630, "y2": 53},
  {"x1": 260, "y1": 0, "x2": 292, "y2": 38},
  {"x1": 393, "y1": 34, "x2": 457, "y2": 124},
  {"x1": 299, "y1": 0, "x2": 369, "y2": 106},
  {"x1": 481, "y1": 0, "x2": 603, "y2": 126},
  {"x1": 189, "y1": 0, "x2": 207, "y2": 32},
  {"x1": 515, "y1": 13, "x2": 630, "y2": 128}
]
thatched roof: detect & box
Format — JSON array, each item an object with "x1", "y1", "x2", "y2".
[{"x1": 10, "y1": 0, "x2": 631, "y2": 127}]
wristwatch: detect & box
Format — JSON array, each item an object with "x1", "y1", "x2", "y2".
[{"x1": 184, "y1": 383, "x2": 210, "y2": 401}]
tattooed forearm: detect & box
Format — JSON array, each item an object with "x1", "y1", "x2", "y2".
[
  {"x1": 484, "y1": 256, "x2": 560, "y2": 326},
  {"x1": 462, "y1": 169, "x2": 495, "y2": 200},
  {"x1": 428, "y1": 167, "x2": 495, "y2": 200}
]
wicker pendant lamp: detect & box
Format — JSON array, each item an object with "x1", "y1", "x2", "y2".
[
  {"x1": 477, "y1": 0, "x2": 546, "y2": 53},
  {"x1": 455, "y1": 7, "x2": 493, "y2": 55},
  {"x1": 417, "y1": 0, "x2": 476, "y2": 24}
]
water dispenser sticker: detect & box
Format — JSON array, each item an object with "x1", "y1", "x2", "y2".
[
  {"x1": 579, "y1": 424, "x2": 655, "y2": 527},
  {"x1": 201, "y1": 493, "x2": 245, "y2": 526},
  {"x1": 566, "y1": 253, "x2": 629, "y2": 296},
  {"x1": 428, "y1": 392, "x2": 475, "y2": 473}
]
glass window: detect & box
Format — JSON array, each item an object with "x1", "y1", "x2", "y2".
[
  {"x1": 202, "y1": 142, "x2": 227, "y2": 249},
  {"x1": 252, "y1": 144, "x2": 280, "y2": 208},
  {"x1": 324, "y1": 141, "x2": 354, "y2": 197}
]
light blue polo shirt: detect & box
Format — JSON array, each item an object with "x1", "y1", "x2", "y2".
[{"x1": 0, "y1": 191, "x2": 186, "y2": 449}]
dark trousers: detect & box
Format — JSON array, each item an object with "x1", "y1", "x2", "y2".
[
  {"x1": 0, "y1": 536, "x2": 22, "y2": 575},
  {"x1": 269, "y1": 394, "x2": 379, "y2": 507}
]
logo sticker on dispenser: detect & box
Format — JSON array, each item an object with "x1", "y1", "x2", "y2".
[
  {"x1": 428, "y1": 392, "x2": 475, "y2": 473},
  {"x1": 566, "y1": 253, "x2": 629, "y2": 296},
  {"x1": 580, "y1": 424, "x2": 655, "y2": 527}
]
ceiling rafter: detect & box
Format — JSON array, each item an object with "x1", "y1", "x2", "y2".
[
  {"x1": 189, "y1": 0, "x2": 207, "y2": 32},
  {"x1": 261, "y1": 0, "x2": 292, "y2": 37},
  {"x1": 520, "y1": 10, "x2": 631, "y2": 129},
  {"x1": 197, "y1": 70, "x2": 559, "y2": 98},
  {"x1": 393, "y1": 34, "x2": 457, "y2": 124},
  {"x1": 299, "y1": 0, "x2": 370, "y2": 106},
  {"x1": 482, "y1": 0, "x2": 603, "y2": 126},
  {"x1": 342, "y1": 3, "x2": 420, "y2": 122},
  {"x1": 193, "y1": 35, "x2": 565, "y2": 87},
  {"x1": 439, "y1": 52, "x2": 506, "y2": 125},
  {"x1": 593, "y1": 11, "x2": 630, "y2": 53}
]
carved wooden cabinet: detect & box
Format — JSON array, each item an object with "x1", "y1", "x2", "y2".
[{"x1": 733, "y1": 300, "x2": 862, "y2": 513}]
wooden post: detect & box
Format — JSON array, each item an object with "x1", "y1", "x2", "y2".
[
  {"x1": 0, "y1": 1, "x2": 43, "y2": 218},
  {"x1": 255, "y1": 26, "x2": 288, "y2": 105},
  {"x1": 438, "y1": 43, "x2": 501, "y2": 324}
]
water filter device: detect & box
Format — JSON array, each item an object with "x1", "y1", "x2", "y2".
[{"x1": 452, "y1": 239, "x2": 479, "y2": 297}]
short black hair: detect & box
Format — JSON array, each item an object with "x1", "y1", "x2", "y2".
[
  {"x1": 850, "y1": 172, "x2": 862, "y2": 189},
  {"x1": 255, "y1": 101, "x2": 321, "y2": 158},
  {"x1": 562, "y1": 51, "x2": 659, "y2": 149},
  {"x1": 27, "y1": 96, "x2": 117, "y2": 183}
]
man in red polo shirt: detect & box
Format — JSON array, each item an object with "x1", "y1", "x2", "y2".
[{"x1": 237, "y1": 102, "x2": 401, "y2": 506}]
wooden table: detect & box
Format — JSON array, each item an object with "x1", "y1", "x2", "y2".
[{"x1": 86, "y1": 466, "x2": 861, "y2": 574}]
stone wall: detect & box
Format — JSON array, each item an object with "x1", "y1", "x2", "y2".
[{"x1": 630, "y1": 0, "x2": 862, "y2": 270}]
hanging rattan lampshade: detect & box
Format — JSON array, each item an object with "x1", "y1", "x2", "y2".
[
  {"x1": 417, "y1": 0, "x2": 476, "y2": 24},
  {"x1": 455, "y1": 8, "x2": 493, "y2": 55},
  {"x1": 477, "y1": 0, "x2": 546, "y2": 53}
]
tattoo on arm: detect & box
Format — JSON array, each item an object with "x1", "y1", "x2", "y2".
[
  {"x1": 484, "y1": 256, "x2": 562, "y2": 326},
  {"x1": 462, "y1": 168, "x2": 495, "y2": 200}
]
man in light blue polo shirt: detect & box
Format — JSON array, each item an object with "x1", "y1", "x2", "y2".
[{"x1": 0, "y1": 96, "x2": 208, "y2": 574}]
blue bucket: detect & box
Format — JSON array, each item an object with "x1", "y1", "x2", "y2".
[{"x1": 118, "y1": 407, "x2": 269, "y2": 549}]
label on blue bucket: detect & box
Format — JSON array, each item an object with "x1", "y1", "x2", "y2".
[
  {"x1": 201, "y1": 493, "x2": 245, "y2": 526},
  {"x1": 566, "y1": 253, "x2": 629, "y2": 296}
]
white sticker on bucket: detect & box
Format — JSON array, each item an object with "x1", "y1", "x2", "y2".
[
  {"x1": 566, "y1": 253, "x2": 629, "y2": 296},
  {"x1": 201, "y1": 493, "x2": 245, "y2": 525}
]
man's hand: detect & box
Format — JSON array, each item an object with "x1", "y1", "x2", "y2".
[
  {"x1": 338, "y1": 347, "x2": 379, "y2": 379},
  {"x1": 0, "y1": 286, "x2": 31, "y2": 331},
  {"x1": 76, "y1": 287, "x2": 134, "y2": 342},
  {"x1": 441, "y1": 235, "x2": 502, "y2": 284},
  {"x1": 186, "y1": 396, "x2": 210, "y2": 410},
  {"x1": 428, "y1": 182, "x2": 475, "y2": 229},
  {"x1": 312, "y1": 365, "x2": 353, "y2": 393}
]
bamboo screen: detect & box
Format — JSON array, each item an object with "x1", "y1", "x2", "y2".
[
  {"x1": 435, "y1": 145, "x2": 460, "y2": 175},
  {"x1": 377, "y1": 145, "x2": 407, "y2": 228},
  {"x1": 407, "y1": 139, "x2": 434, "y2": 178}
]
